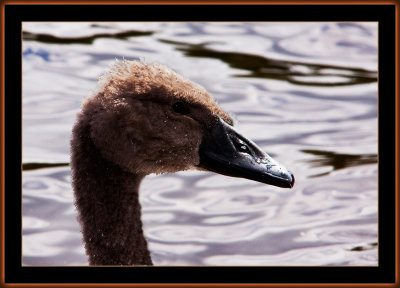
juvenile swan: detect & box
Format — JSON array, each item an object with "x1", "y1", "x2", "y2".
[{"x1": 71, "y1": 61, "x2": 294, "y2": 266}]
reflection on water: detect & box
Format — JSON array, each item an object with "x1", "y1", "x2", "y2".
[
  {"x1": 160, "y1": 38, "x2": 377, "y2": 86},
  {"x1": 302, "y1": 150, "x2": 377, "y2": 177},
  {"x1": 23, "y1": 30, "x2": 154, "y2": 45},
  {"x1": 22, "y1": 22, "x2": 378, "y2": 266},
  {"x1": 349, "y1": 242, "x2": 377, "y2": 251},
  {"x1": 23, "y1": 162, "x2": 69, "y2": 171}
]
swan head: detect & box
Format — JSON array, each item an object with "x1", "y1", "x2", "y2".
[{"x1": 81, "y1": 60, "x2": 294, "y2": 188}]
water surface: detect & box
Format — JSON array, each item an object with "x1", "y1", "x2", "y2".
[{"x1": 22, "y1": 22, "x2": 378, "y2": 266}]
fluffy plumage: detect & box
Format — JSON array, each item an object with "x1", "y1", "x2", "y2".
[{"x1": 71, "y1": 60, "x2": 233, "y2": 265}]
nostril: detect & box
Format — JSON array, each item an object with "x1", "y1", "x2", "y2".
[
  {"x1": 239, "y1": 144, "x2": 249, "y2": 153},
  {"x1": 232, "y1": 136, "x2": 251, "y2": 154}
]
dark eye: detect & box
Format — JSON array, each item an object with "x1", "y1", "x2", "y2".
[{"x1": 172, "y1": 101, "x2": 188, "y2": 114}]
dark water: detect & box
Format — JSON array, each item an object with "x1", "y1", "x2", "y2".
[{"x1": 22, "y1": 22, "x2": 378, "y2": 266}]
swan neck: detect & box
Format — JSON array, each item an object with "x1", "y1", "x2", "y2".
[{"x1": 71, "y1": 120, "x2": 152, "y2": 265}]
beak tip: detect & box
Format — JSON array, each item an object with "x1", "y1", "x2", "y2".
[{"x1": 289, "y1": 172, "x2": 295, "y2": 188}]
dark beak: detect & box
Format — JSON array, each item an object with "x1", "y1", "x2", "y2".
[{"x1": 198, "y1": 118, "x2": 294, "y2": 188}]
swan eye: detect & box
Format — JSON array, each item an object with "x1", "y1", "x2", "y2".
[{"x1": 172, "y1": 101, "x2": 188, "y2": 114}]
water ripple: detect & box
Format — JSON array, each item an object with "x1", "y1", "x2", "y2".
[{"x1": 22, "y1": 22, "x2": 378, "y2": 266}]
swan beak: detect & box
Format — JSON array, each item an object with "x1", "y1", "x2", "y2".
[{"x1": 198, "y1": 118, "x2": 294, "y2": 188}]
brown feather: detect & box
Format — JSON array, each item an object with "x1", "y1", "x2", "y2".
[{"x1": 71, "y1": 61, "x2": 232, "y2": 265}]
